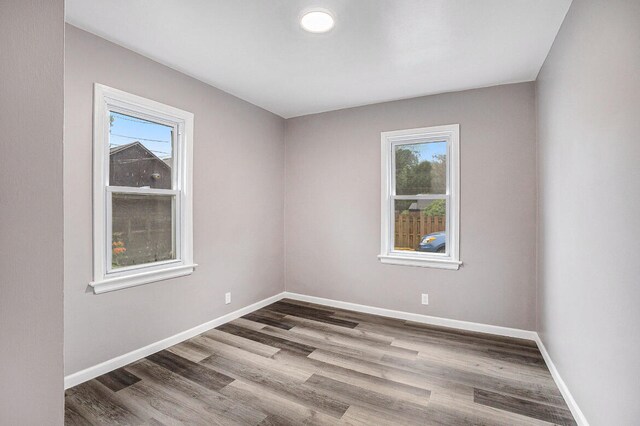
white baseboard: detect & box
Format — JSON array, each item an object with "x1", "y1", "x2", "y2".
[
  {"x1": 534, "y1": 335, "x2": 589, "y2": 426},
  {"x1": 64, "y1": 292, "x2": 286, "y2": 389},
  {"x1": 64, "y1": 290, "x2": 587, "y2": 426},
  {"x1": 282, "y1": 292, "x2": 538, "y2": 341},
  {"x1": 283, "y1": 292, "x2": 587, "y2": 424}
]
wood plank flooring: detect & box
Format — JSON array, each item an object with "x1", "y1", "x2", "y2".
[{"x1": 65, "y1": 299, "x2": 576, "y2": 425}]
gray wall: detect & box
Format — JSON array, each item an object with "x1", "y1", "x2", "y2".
[
  {"x1": 285, "y1": 83, "x2": 538, "y2": 330},
  {"x1": 0, "y1": 1, "x2": 65, "y2": 424},
  {"x1": 536, "y1": 0, "x2": 640, "y2": 424},
  {"x1": 65, "y1": 25, "x2": 285, "y2": 375}
]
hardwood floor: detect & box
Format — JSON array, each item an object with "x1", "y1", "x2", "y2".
[{"x1": 65, "y1": 299, "x2": 576, "y2": 425}]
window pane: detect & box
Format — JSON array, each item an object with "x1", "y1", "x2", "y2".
[
  {"x1": 394, "y1": 141, "x2": 447, "y2": 195},
  {"x1": 109, "y1": 111, "x2": 174, "y2": 189},
  {"x1": 394, "y1": 199, "x2": 446, "y2": 252},
  {"x1": 112, "y1": 193, "x2": 175, "y2": 268}
]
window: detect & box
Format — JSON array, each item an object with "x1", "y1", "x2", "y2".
[
  {"x1": 91, "y1": 84, "x2": 195, "y2": 293},
  {"x1": 379, "y1": 124, "x2": 461, "y2": 269}
]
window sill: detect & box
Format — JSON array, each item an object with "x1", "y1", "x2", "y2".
[
  {"x1": 90, "y1": 263, "x2": 197, "y2": 294},
  {"x1": 378, "y1": 254, "x2": 461, "y2": 270}
]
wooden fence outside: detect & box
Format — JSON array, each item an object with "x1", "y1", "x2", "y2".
[
  {"x1": 112, "y1": 195, "x2": 174, "y2": 268},
  {"x1": 395, "y1": 214, "x2": 445, "y2": 249}
]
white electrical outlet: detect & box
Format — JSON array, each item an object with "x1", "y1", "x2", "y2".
[
  {"x1": 421, "y1": 293, "x2": 429, "y2": 305},
  {"x1": 225, "y1": 292, "x2": 231, "y2": 304}
]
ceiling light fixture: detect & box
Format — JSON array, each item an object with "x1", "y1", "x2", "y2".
[{"x1": 300, "y1": 10, "x2": 335, "y2": 33}]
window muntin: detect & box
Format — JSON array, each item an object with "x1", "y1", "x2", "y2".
[
  {"x1": 92, "y1": 84, "x2": 195, "y2": 293},
  {"x1": 380, "y1": 125, "x2": 460, "y2": 269}
]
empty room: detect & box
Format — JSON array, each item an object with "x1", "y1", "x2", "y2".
[{"x1": 1, "y1": 0, "x2": 638, "y2": 425}]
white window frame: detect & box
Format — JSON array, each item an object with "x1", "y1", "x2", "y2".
[
  {"x1": 90, "y1": 83, "x2": 196, "y2": 294},
  {"x1": 378, "y1": 124, "x2": 461, "y2": 270}
]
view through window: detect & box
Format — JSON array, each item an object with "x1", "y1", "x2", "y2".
[
  {"x1": 393, "y1": 141, "x2": 448, "y2": 253},
  {"x1": 109, "y1": 111, "x2": 176, "y2": 269}
]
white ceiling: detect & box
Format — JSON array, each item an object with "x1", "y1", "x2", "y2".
[{"x1": 66, "y1": 0, "x2": 571, "y2": 118}]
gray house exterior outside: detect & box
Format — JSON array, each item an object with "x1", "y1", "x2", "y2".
[{"x1": 110, "y1": 142, "x2": 174, "y2": 267}]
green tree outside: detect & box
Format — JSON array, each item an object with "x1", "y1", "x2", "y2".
[
  {"x1": 394, "y1": 147, "x2": 446, "y2": 214},
  {"x1": 422, "y1": 199, "x2": 446, "y2": 216}
]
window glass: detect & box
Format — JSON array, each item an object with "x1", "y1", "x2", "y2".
[
  {"x1": 109, "y1": 111, "x2": 174, "y2": 189},
  {"x1": 111, "y1": 193, "x2": 175, "y2": 268},
  {"x1": 394, "y1": 199, "x2": 447, "y2": 252},
  {"x1": 394, "y1": 141, "x2": 447, "y2": 195}
]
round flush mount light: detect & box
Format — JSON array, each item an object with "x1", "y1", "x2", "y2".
[{"x1": 300, "y1": 10, "x2": 335, "y2": 33}]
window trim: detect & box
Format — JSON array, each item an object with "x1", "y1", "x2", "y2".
[
  {"x1": 378, "y1": 124, "x2": 461, "y2": 270},
  {"x1": 90, "y1": 83, "x2": 196, "y2": 294}
]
